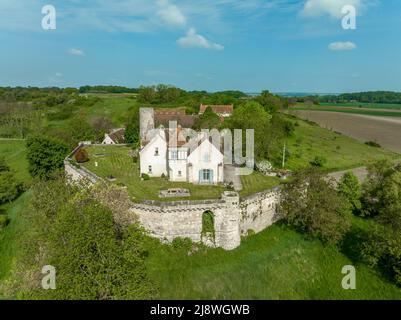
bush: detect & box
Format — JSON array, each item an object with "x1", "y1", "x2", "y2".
[
  {"x1": 141, "y1": 173, "x2": 150, "y2": 181},
  {"x1": 26, "y1": 135, "x2": 69, "y2": 179},
  {"x1": 365, "y1": 141, "x2": 381, "y2": 148},
  {"x1": 0, "y1": 214, "x2": 10, "y2": 229},
  {"x1": 310, "y1": 156, "x2": 327, "y2": 167},
  {"x1": 74, "y1": 148, "x2": 89, "y2": 163},
  {"x1": 279, "y1": 169, "x2": 352, "y2": 245}
]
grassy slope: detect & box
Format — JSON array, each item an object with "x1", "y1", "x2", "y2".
[
  {"x1": 285, "y1": 117, "x2": 398, "y2": 171},
  {"x1": 0, "y1": 139, "x2": 30, "y2": 183},
  {"x1": 145, "y1": 223, "x2": 401, "y2": 300},
  {"x1": 0, "y1": 192, "x2": 31, "y2": 282}
]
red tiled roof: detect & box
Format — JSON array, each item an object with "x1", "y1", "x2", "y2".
[
  {"x1": 155, "y1": 114, "x2": 199, "y2": 128},
  {"x1": 199, "y1": 104, "x2": 234, "y2": 115},
  {"x1": 108, "y1": 128, "x2": 125, "y2": 144},
  {"x1": 154, "y1": 108, "x2": 186, "y2": 116}
]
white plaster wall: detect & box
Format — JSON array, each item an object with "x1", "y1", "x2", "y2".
[
  {"x1": 102, "y1": 135, "x2": 115, "y2": 145},
  {"x1": 187, "y1": 139, "x2": 224, "y2": 184},
  {"x1": 140, "y1": 132, "x2": 168, "y2": 177}
]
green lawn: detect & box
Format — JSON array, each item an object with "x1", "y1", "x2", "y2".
[
  {"x1": 0, "y1": 139, "x2": 30, "y2": 183},
  {"x1": 240, "y1": 172, "x2": 281, "y2": 197},
  {"x1": 284, "y1": 117, "x2": 399, "y2": 171},
  {"x1": 144, "y1": 222, "x2": 401, "y2": 299},
  {"x1": 82, "y1": 145, "x2": 227, "y2": 201}
]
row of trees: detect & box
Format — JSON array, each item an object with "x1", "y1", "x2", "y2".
[
  {"x1": 280, "y1": 160, "x2": 401, "y2": 286},
  {"x1": 319, "y1": 91, "x2": 401, "y2": 104}
]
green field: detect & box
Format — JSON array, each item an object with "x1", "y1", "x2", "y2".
[
  {"x1": 0, "y1": 139, "x2": 30, "y2": 183},
  {"x1": 284, "y1": 117, "x2": 399, "y2": 171},
  {"x1": 320, "y1": 102, "x2": 401, "y2": 110},
  {"x1": 144, "y1": 221, "x2": 401, "y2": 299},
  {"x1": 292, "y1": 104, "x2": 401, "y2": 118}
]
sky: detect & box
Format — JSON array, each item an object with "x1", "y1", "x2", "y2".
[{"x1": 0, "y1": 0, "x2": 400, "y2": 93}]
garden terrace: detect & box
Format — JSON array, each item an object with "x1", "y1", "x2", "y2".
[{"x1": 81, "y1": 145, "x2": 281, "y2": 202}]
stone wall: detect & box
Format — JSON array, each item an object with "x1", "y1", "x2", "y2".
[
  {"x1": 65, "y1": 143, "x2": 282, "y2": 251},
  {"x1": 239, "y1": 187, "x2": 281, "y2": 236},
  {"x1": 130, "y1": 189, "x2": 281, "y2": 251}
]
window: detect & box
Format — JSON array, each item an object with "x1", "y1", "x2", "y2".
[
  {"x1": 171, "y1": 151, "x2": 178, "y2": 160},
  {"x1": 178, "y1": 171, "x2": 182, "y2": 177},
  {"x1": 155, "y1": 148, "x2": 159, "y2": 156},
  {"x1": 148, "y1": 165, "x2": 152, "y2": 174},
  {"x1": 200, "y1": 169, "x2": 213, "y2": 183}
]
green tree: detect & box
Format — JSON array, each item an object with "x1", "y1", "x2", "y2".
[
  {"x1": 26, "y1": 135, "x2": 69, "y2": 179},
  {"x1": 224, "y1": 101, "x2": 272, "y2": 160},
  {"x1": 125, "y1": 107, "x2": 140, "y2": 146},
  {"x1": 256, "y1": 90, "x2": 284, "y2": 113},
  {"x1": 194, "y1": 106, "x2": 221, "y2": 130},
  {"x1": 0, "y1": 156, "x2": 10, "y2": 172},
  {"x1": 338, "y1": 172, "x2": 362, "y2": 214},
  {"x1": 361, "y1": 159, "x2": 398, "y2": 217},
  {"x1": 15, "y1": 178, "x2": 158, "y2": 300},
  {"x1": 279, "y1": 169, "x2": 352, "y2": 245}
]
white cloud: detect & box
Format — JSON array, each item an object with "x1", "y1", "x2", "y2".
[
  {"x1": 177, "y1": 28, "x2": 224, "y2": 50},
  {"x1": 328, "y1": 41, "x2": 357, "y2": 51},
  {"x1": 157, "y1": 0, "x2": 187, "y2": 27},
  {"x1": 68, "y1": 48, "x2": 85, "y2": 56},
  {"x1": 301, "y1": 0, "x2": 362, "y2": 19}
]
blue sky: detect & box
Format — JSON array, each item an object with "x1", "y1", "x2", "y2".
[{"x1": 0, "y1": 0, "x2": 400, "y2": 93}]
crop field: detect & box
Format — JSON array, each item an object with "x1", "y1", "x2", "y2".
[
  {"x1": 290, "y1": 111, "x2": 401, "y2": 154},
  {"x1": 292, "y1": 104, "x2": 401, "y2": 118}
]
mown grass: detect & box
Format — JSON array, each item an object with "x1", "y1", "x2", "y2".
[
  {"x1": 144, "y1": 222, "x2": 401, "y2": 300},
  {"x1": 284, "y1": 117, "x2": 398, "y2": 171},
  {"x1": 0, "y1": 139, "x2": 30, "y2": 183},
  {"x1": 240, "y1": 172, "x2": 281, "y2": 197}
]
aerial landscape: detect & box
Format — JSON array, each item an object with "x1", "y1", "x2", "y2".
[{"x1": 1, "y1": 0, "x2": 401, "y2": 307}]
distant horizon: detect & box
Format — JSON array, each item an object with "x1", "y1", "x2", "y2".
[{"x1": 1, "y1": 1, "x2": 401, "y2": 92}]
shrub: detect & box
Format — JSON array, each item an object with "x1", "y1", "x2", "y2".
[
  {"x1": 310, "y1": 155, "x2": 327, "y2": 167},
  {"x1": 26, "y1": 135, "x2": 69, "y2": 179},
  {"x1": 0, "y1": 214, "x2": 10, "y2": 229},
  {"x1": 365, "y1": 141, "x2": 381, "y2": 148},
  {"x1": 141, "y1": 174, "x2": 150, "y2": 181},
  {"x1": 74, "y1": 148, "x2": 89, "y2": 163},
  {"x1": 338, "y1": 172, "x2": 362, "y2": 214},
  {"x1": 279, "y1": 169, "x2": 352, "y2": 245}
]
